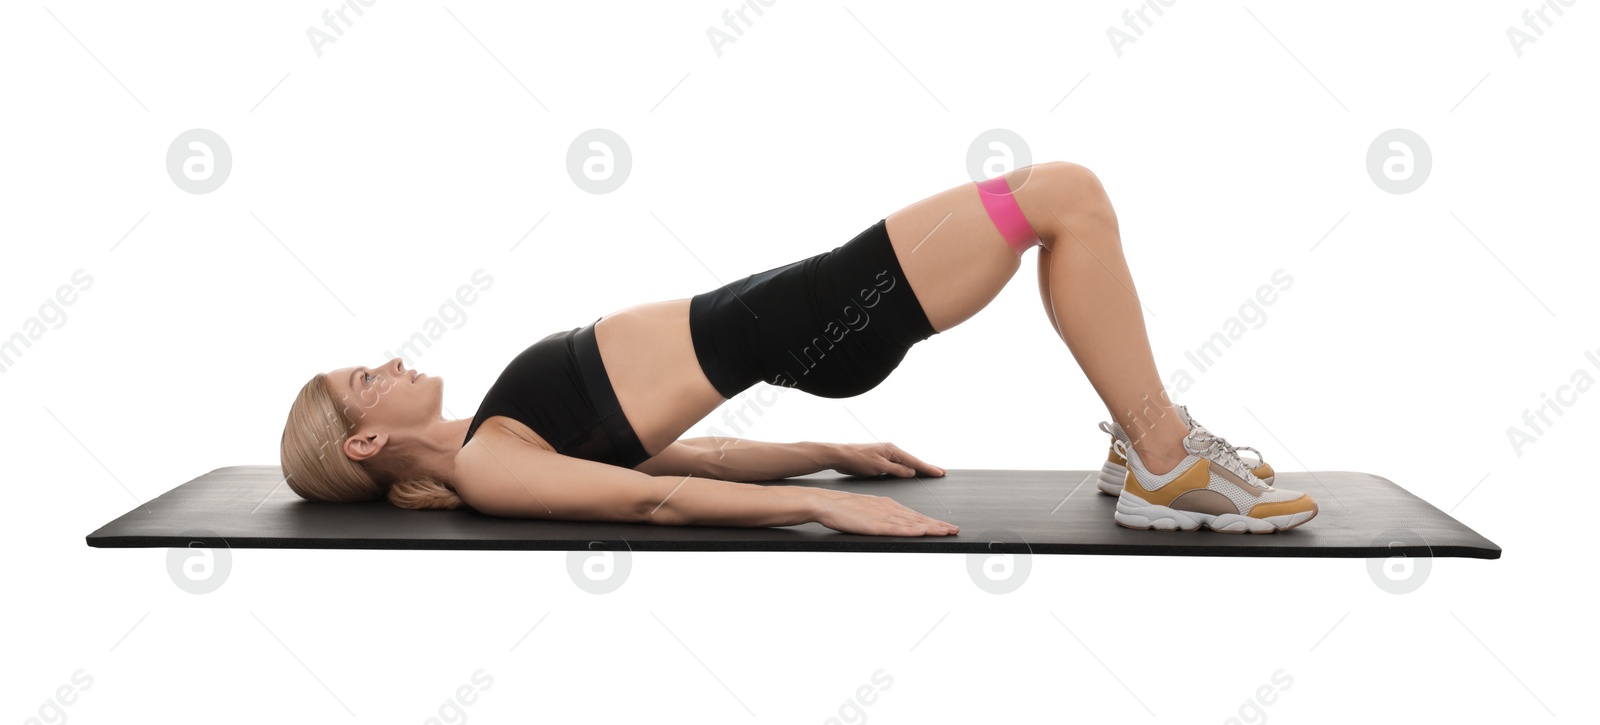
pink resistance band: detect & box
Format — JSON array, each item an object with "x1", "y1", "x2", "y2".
[{"x1": 976, "y1": 174, "x2": 1041, "y2": 256}]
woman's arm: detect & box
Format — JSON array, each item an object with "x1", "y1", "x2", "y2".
[
  {"x1": 454, "y1": 434, "x2": 957, "y2": 535},
  {"x1": 676, "y1": 437, "x2": 837, "y2": 481},
  {"x1": 457, "y1": 435, "x2": 821, "y2": 527},
  {"x1": 635, "y1": 438, "x2": 948, "y2": 481}
]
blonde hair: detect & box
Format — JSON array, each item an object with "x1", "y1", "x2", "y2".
[{"x1": 279, "y1": 372, "x2": 464, "y2": 510}]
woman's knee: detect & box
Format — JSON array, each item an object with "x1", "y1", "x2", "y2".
[
  {"x1": 1026, "y1": 161, "x2": 1116, "y2": 251},
  {"x1": 1038, "y1": 161, "x2": 1110, "y2": 211}
]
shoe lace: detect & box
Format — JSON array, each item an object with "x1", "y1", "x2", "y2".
[
  {"x1": 1208, "y1": 431, "x2": 1261, "y2": 465},
  {"x1": 1231, "y1": 444, "x2": 1265, "y2": 466},
  {"x1": 1179, "y1": 405, "x2": 1266, "y2": 467},
  {"x1": 1187, "y1": 425, "x2": 1260, "y2": 485}
]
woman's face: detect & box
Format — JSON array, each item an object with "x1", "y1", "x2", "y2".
[{"x1": 323, "y1": 357, "x2": 443, "y2": 433}]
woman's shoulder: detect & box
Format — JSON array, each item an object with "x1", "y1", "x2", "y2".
[{"x1": 454, "y1": 417, "x2": 557, "y2": 484}]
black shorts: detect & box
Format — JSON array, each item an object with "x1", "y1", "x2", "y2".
[{"x1": 689, "y1": 218, "x2": 938, "y2": 400}]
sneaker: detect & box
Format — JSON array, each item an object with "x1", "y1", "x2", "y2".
[
  {"x1": 1173, "y1": 404, "x2": 1275, "y2": 486},
  {"x1": 1096, "y1": 405, "x2": 1275, "y2": 495},
  {"x1": 1112, "y1": 425, "x2": 1317, "y2": 533}
]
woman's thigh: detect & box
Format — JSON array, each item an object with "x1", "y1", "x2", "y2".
[{"x1": 884, "y1": 163, "x2": 1063, "y2": 333}]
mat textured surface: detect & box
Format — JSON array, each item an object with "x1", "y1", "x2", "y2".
[{"x1": 86, "y1": 466, "x2": 1500, "y2": 558}]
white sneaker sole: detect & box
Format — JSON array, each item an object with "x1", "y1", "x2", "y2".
[
  {"x1": 1097, "y1": 460, "x2": 1127, "y2": 496},
  {"x1": 1113, "y1": 490, "x2": 1317, "y2": 534}
]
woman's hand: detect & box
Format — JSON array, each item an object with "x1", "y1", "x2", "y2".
[
  {"x1": 811, "y1": 489, "x2": 958, "y2": 536},
  {"x1": 828, "y1": 441, "x2": 946, "y2": 478}
]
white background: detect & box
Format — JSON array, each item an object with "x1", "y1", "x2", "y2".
[{"x1": 4, "y1": 1, "x2": 1594, "y2": 722}]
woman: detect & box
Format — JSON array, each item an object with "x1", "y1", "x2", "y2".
[{"x1": 280, "y1": 162, "x2": 1318, "y2": 536}]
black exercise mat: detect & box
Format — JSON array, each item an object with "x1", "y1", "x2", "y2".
[{"x1": 84, "y1": 466, "x2": 1501, "y2": 558}]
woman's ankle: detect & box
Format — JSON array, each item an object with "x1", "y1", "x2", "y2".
[
  {"x1": 1138, "y1": 451, "x2": 1185, "y2": 476},
  {"x1": 1131, "y1": 429, "x2": 1190, "y2": 476}
]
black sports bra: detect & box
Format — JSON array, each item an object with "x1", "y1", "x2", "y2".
[{"x1": 460, "y1": 320, "x2": 650, "y2": 468}]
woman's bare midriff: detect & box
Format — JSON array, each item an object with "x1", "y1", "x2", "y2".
[{"x1": 593, "y1": 298, "x2": 728, "y2": 456}]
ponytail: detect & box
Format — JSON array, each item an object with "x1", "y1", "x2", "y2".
[{"x1": 387, "y1": 477, "x2": 464, "y2": 510}]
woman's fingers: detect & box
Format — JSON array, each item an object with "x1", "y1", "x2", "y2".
[
  {"x1": 884, "y1": 443, "x2": 946, "y2": 477},
  {"x1": 883, "y1": 501, "x2": 957, "y2": 534},
  {"x1": 814, "y1": 490, "x2": 957, "y2": 536},
  {"x1": 876, "y1": 496, "x2": 947, "y2": 531}
]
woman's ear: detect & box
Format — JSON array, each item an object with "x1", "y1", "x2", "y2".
[{"x1": 342, "y1": 431, "x2": 387, "y2": 463}]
